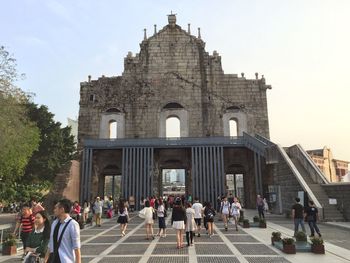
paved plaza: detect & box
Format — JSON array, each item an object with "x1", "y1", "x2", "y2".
[{"x1": 1, "y1": 211, "x2": 350, "y2": 263}]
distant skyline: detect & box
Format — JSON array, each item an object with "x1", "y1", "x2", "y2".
[{"x1": 1, "y1": 0, "x2": 349, "y2": 162}]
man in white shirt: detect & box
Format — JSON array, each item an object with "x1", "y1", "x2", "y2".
[
  {"x1": 47, "y1": 199, "x2": 81, "y2": 263},
  {"x1": 192, "y1": 198, "x2": 203, "y2": 237}
]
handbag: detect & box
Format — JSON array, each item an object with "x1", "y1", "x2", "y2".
[
  {"x1": 138, "y1": 208, "x2": 146, "y2": 219},
  {"x1": 152, "y1": 210, "x2": 157, "y2": 220}
]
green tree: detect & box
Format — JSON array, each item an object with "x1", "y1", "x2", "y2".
[
  {"x1": 24, "y1": 103, "x2": 76, "y2": 183},
  {"x1": 0, "y1": 46, "x2": 40, "y2": 202}
]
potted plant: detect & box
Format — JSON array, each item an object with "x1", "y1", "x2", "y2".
[
  {"x1": 282, "y1": 237, "x2": 296, "y2": 254},
  {"x1": 294, "y1": 231, "x2": 307, "y2": 243},
  {"x1": 259, "y1": 218, "x2": 267, "y2": 228},
  {"x1": 253, "y1": 216, "x2": 260, "y2": 222},
  {"x1": 2, "y1": 233, "x2": 17, "y2": 255},
  {"x1": 271, "y1": 231, "x2": 281, "y2": 245},
  {"x1": 242, "y1": 218, "x2": 250, "y2": 228},
  {"x1": 310, "y1": 237, "x2": 325, "y2": 254}
]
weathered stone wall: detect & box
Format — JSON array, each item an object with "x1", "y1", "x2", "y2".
[
  {"x1": 78, "y1": 16, "x2": 270, "y2": 147},
  {"x1": 322, "y1": 183, "x2": 350, "y2": 220},
  {"x1": 271, "y1": 152, "x2": 304, "y2": 214}
]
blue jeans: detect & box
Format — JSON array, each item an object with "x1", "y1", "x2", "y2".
[
  {"x1": 308, "y1": 220, "x2": 320, "y2": 236},
  {"x1": 294, "y1": 218, "x2": 306, "y2": 236}
]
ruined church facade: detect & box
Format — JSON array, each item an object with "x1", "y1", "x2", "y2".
[{"x1": 78, "y1": 15, "x2": 272, "y2": 209}]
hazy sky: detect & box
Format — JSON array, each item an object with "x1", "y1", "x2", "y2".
[{"x1": 1, "y1": 0, "x2": 349, "y2": 162}]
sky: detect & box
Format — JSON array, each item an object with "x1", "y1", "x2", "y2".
[{"x1": 1, "y1": 0, "x2": 349, "y2": 162}]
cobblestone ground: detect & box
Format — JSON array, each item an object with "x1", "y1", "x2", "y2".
[{"x1": 1, "y1": 213, "x2": 291, "y2": 263}]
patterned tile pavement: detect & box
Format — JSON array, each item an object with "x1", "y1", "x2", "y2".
[{"x1": 0, "y1": 212, "x2": 295, "y2": 263}]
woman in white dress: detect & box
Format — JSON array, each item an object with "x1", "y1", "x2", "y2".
[
  {"x1": 185, "y1": 203, "x2": 196, "y2": 246},
  {"x1": 143, "y1": 200, "x2": 155, "y2": 240}
]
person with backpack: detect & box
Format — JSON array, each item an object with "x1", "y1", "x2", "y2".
[
  {"x1": 204, "y1": 202, "x2": 216, "y2": 238},
  {"x1": 220, "y1": 196, "x2": 231, "y2": 231},
  {"x1": 192, "y1": 198, "x2": 203, "y2": 237}
]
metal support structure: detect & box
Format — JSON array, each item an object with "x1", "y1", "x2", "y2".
[
  {"x1": 122, "y1": 147, "x2": 154, "y2": 210},
  {"x1": 191, "y1": 146, "x2": 224, "y2": 210},
  {"x1": 80, "y1": 148, "x2": 93, "y2": 202}
]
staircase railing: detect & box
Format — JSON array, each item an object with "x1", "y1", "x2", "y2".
[{"x1": 275, "y1": 144, "x2": 323, "y2": 215}]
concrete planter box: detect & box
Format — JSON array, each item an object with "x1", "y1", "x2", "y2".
[
  {"x1": 2, "y1": 245, "x2": 17, "y2": 256},
  {"x1": 311, "y1": 244, "x2": 325, "y2": 254}
]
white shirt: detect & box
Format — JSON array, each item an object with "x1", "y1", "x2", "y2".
[
  {"x1": 49, "y1": 216, "x2": 80, "y2": 263},
  {"x1": 192, "y1": 202, "x2": 203, "y2": 219}
]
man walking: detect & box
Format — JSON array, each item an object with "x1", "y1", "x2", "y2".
[
  {"x1": 192, "y1": 198, "x2": 203, "y2": 237},
  {"x1": 292, "y1": 197, "x2": 306, "y2": 237},
  {"x1": 47, "y1": 199, "x2": 81, "y2": 263},
  {"x1": 304, "y1": 200, "x2": 322, "y2": 237}
]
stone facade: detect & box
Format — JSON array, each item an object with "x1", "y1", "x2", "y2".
[
  {"x1": 77, "y1": 15, "x2": 272, "y2": 208},
  {"x1": 78, "y1": 15, "x2": 270, "y2": 145}
]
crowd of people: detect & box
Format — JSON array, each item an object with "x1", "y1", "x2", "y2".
[{"x1": 6, "y1": 193, "x2": 322, "y2": 262}]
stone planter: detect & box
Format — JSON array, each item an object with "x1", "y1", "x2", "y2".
[
  {"x1": 271, "y1": 237, "x2": 281, "y2": 245},
  {"x1": 2, "y1": 245, "x2": 17, "y2": 255},
  {"x1": 243, "y1": 222, "x2": 250, "y2": 228},
  {"x1": 259, "y1": 222, "x2": 267, "y2": 228},
  {"x1": 311, "y1": 244, "x2": 325, "y2": 254},
  {"x1": 283, "y1": 244, "x2": 296, "y2": 254}
]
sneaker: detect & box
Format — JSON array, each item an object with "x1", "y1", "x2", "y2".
[
  {"x1": 225, "y1": 227, "x2": 228, "y2": 231},
  {"x1": 318, "y1": 233, "x2": 322, "y2": 237},
  {"x1": 198, "y1": 233, "x2": 201, "y2": 237}
]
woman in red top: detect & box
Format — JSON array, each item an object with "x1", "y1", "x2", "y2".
[{"x1": 70, "y1": 201, "x2": 81, "y2": 221}]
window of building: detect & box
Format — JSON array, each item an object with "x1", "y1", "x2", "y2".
[
  {"x1": 166, "y1": 116, "x2": 180, "y2": 138},
  {"x1": 89, "y1": 94, "x2": 95, "y2": 102},
  {"x1": 229, "y1": 119, "x2": 238, "y2": 137},
  {"x1": 109, "y1": 120, "x2": 117, "y2": 139}
]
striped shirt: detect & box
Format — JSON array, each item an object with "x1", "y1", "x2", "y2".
[{"x1": 20, "y1": 215, "x2": 35, "y2": 233}]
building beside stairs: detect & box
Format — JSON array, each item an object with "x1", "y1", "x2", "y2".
[
  {"x1": 307, "y1": 147, "x2": 349, "y2": 183},
  {"x1": 72, "y1": 14, "x2": 350, "y2": 221}
]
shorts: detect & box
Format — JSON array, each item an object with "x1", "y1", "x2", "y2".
[
  {"x1": 158, "y1": 216, "x2": 166, "y2": 229},
  {"x1": 194, "y1": 218, "x2": 201, "y2": 226}
]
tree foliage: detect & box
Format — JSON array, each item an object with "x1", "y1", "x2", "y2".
[
  {"x1": 0, "y1": 46, "x2": 40, "y2": 202},
  {"x1": 24, "y1": 103, "x2": 76, "y2": 183}
]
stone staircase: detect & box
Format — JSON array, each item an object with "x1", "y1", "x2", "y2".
[{"x1": 289, "y1": 157, "x2": 344, "y2": 221}]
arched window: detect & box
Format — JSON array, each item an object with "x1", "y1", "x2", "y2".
[
  {"x1": 229, "y1": 119, "x2": 238, "y2": 137},
  {"x1": 109, "y1": 120, "x2": 117, "y2": 139},
  {"x1": 166, "y1": 116, "x2": 180, "y2": 138}
]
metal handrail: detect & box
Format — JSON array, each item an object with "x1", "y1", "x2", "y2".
[{"x1": 84, "y1": 136, "x2": 246, "y2": 149}]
